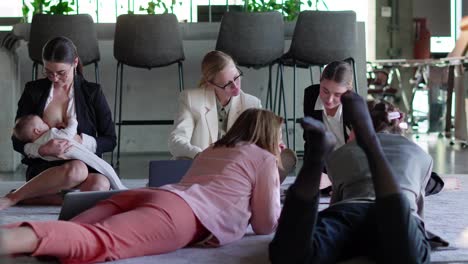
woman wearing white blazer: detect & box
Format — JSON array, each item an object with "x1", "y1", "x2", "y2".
[{"x1": 169, "y1": 51, "x2": 262, "y2": 159}]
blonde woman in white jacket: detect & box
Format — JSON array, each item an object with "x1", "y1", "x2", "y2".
[{"x1": 169, "y1": 50, "x2": 262, "y2": 159}]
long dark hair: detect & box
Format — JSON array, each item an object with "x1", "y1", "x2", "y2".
[
  {"x1": 42, "y1": 36, "x2": 83, "y2": 76},
  {"x1": 214, "y1": 108, "x2": 283, "y2": 156}
]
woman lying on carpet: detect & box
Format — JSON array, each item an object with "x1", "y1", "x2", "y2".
[
  {"x1": 302, "y1": 62, "x2": 444, "y2": 197},
  {"x1": 1, "y1": 108, "x2": 282, "y2": 264},
  {"x1": 270, "y1": 92, "x2": 432, "y2": 263}
]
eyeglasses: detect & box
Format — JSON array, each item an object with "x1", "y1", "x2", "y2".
[
  {"x1": 210, "y1": 68, "x2": 243, "y2": 90},
  {"x1": 42, "y1": 66, "x2": 73, "y2": 80}
]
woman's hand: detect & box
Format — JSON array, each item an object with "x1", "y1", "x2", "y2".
[{"x1": 38, "y1": 139, "x2": 72, "y2": 159}]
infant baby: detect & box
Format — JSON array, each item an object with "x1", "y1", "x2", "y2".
[
  {"x1": 14, "y1": 115, "x2": 80, "y2": 148},
  {"x1": 14, "y1": 115, "x2": 127, "y2": 190}
]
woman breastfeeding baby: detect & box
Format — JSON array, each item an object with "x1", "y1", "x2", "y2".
[
  {"x1": 13, "y1": 115, "x2": 125, "y2": 190},
  {"x1": 1, "y1": 36, "x2": 118, "y2": 210}
]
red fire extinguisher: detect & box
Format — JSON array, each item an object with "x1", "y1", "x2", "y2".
[{"x1": 414, "y1": 18, "x2": 431, "y2": 59}]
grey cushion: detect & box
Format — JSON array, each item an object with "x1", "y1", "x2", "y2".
[
  {"x1": 289, "y1": 11, "x2": 357, "y2": 65},
  {"x1": 216, "y1": 11, "x2": 284, "y2": 68},
  {"x1": 114, "y1": 14, "x2": 185, "y2": 68},
  {"x1": 28, "y1": 14, "x2": 100, "y2": 66}
]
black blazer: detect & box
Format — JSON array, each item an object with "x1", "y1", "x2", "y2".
[
  {"x1": 12, "y1": 75, "x2": 116, "y2": 167},
  {"x1": 303, "y1": 84, "x2": 351, "y2": 168},
  {"x1": 303, "y1": 84, "x2": 351, "y2": 142}
]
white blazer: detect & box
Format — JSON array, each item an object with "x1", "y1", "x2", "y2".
[{"x1": 168, "y1": 87, "x2": 262, "y2": 159}]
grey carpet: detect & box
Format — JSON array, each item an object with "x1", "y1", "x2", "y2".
[{"x1": 0, "y1": 175, "x2": 467, "y2": 263}]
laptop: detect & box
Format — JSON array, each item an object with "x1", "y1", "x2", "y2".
[
  {"x1": 148, "y1": 160, "x2": 192, "y2": 187},
  {"x1": 58, "y1": 190, "x2": 125, "y2": 221},
  {"x1": 59, "y1": 160, "x2": 193, "y2": 221}
]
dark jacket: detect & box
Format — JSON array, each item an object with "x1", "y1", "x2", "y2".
[
  {"x1": 303, "y1": 84, "x2": 350, "y2": 142},
  {"x1": 12, "y1": 75, "x2": 116, "y2": 168}
]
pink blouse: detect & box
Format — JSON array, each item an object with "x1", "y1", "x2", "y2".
[{"x1": 160, "y1": 143, "x2": 281, "y2": 246}]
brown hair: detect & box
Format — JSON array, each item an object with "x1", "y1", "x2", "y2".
[
  {"x1": 368, "y1": 100, "x2": 404, "y2": 134},
  {"x1": 214, "y1": 108, "x2": 283, "y2": 156},
  {"x1": 42, "y1": 36, "x2": 83, "y2": 76},
  {"x1": 13, "y1": 115, "x2": 39, "y2": 142},
  {"x1": 320, "y1": 60, "x2": 353, "y2": 89},
  {"x1": 199, "y1": 50, "x2": 236, "y2": 88}
]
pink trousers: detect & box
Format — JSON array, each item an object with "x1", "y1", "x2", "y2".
[{"x1": 11, "y1": 189, "x2": 209, "y2": 264}]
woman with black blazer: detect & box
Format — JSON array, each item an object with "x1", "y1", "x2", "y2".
[
  {"x1": 303, "y1": 61, "x2": 353, "y2": 151},
  {"x1": 303, "y1": 61, "x2": 353, "y2": 192},
  {"x1": 270, "y1": 93, "x2": 432, "y2": 264},
  {"x1": 0, "y1": 37, "x2": 116, "y2": 210}
]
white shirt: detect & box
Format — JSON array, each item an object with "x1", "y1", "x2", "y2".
[
  {"x1": 314, "y1": 98, "x2": 346, "y2": 150},
  {"x1": 24, "y1": 84, "x2": 97, "y2": 158}
]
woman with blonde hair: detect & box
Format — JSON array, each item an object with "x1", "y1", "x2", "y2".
[
  {"x1": 2, "y1": 108, "x2": 282, "y2": 264},
  {"x1": 169, "y1": 50, "x2": 261, "y2": 159}
]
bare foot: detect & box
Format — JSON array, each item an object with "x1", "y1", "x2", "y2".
[{"x1": 0, "y1": 194, "x2": 18, "y2": 211}]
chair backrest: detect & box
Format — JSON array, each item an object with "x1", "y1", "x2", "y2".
[
  {"x1": 215, "y1": 11, "x2": 284, "y2": 68},
  {"x1": 289, "y1": 11, "x2": 356, "y2": 66},
  {"x1": 148, "y1": 160, "x2": 192, "y2": 187},
  {"x1": 28, "y1": 14, "x2": 100, "y2": 66},
  {"x1": 114, "y1": 14, "x2": 185, "y2": 68}
]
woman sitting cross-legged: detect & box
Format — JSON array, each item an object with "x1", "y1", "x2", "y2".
[
  {"x1": 2, "y1": 36, "x2": 116, "y2": 210},
  {"x1": 1, "y1": 108, "x2": 282, "y2": 264},
  {"x1": 269, "y1": 92, "x2": 432, "y2": 264}
]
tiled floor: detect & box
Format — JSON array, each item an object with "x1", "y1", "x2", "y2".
[{"x1": 1, "y1": 131, "x2": 467, "y2": 183}]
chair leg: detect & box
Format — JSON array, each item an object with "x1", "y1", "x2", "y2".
[
  {"x1": 111, "y1": 62, "x2": 120, "y2": 168},
  {"x1": 267, "y1": 64, "x2": 273, "y2": 110},
  {"x1": 32, "y1": 62, "x2": 38, "y2": 81},
  {"x1": 445, "y1": 65, "x2": 455, "y2": 138},
  {"x1": 178, "y1": 61, "x2": 184, "y2": 92},
  {"x1": 274, "y1": 63, "x2": 281, "y2": 113},
  {"x1": 279, "y1": 64, "x2": 289, "y2": 148},
  {"x1": 409, "y1": 85, "x2": 418, "y2": 126},
  {"x1": 346, "y1": 57, "x2": 358, "y2": 93},
  {"x1": 95, "y1": 62, "x2": 100, "y2": 83},
  {"x1": 309, "y1": 66, "x2": 314, "y2": 84},
  {"x1": 117, "y1": 63, "x2": 124, "y2": 169},
  {"x1": 294, "y1": 62, "x2": 298, "y2": 151}
]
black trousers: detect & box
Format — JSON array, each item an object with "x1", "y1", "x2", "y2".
[{"x1": 269, "y1": 186, "x2": 431, "y2": 264}]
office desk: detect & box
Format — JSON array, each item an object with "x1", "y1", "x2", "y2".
[{"x1": 369, "y1": 58, "x2": 468, "y2": 144}]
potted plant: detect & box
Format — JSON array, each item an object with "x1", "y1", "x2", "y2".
[
  {"x1": 244, "y1": 0, "x2": 319, "y2": 21},
  {"x1": 138, "y1": 0, "x2": 182, "y2": 15},
  {"x1": 22, "y1": 0, "x2": 75, "y2": 22}
]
